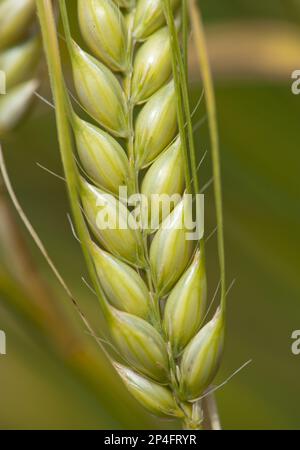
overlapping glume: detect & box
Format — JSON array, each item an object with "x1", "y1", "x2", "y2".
[{"x1": 62, "y1": 0, "x2": 224, "y2": 425}]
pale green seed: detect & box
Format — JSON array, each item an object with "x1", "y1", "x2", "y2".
[
  {"x1": 164, "y1": 250, "x2": 207, "y2": 356},
  {"x1": 73, "y1": 116, "x2": 128, "y2": 194},
  {"x1": 141, "y1": 137, "x2": 184, "y2": 228},
  {"x1": 114, "y1": 363, "x2": 183, "y2": 417},
  {"x1": 131, "y1": 27, "x2": 172, "y2": 103},
  {"x1": 133, "y1": 0, "x2": 180, "y2": 40},
  {"x1": 0, "y1": 0, "x2": 35, "y2": 51},
  {"x1": 180, "y1": 310, "x2": 225, "y2": 401},
  {"x1": 90, "y1": 242, "x2": 150, "y2": 319},
  {"x1": 0, "y1": 79, "x2": 38, "y2": 137},
  {"x1": 80, "y1": 180, "x2": 145, "y2": 266},
  {"x1": 70, "y1": 40, "x2": 128, "y2": 137},
  {"x1": 108, "y1": 309, "x2": 169, "y2": 382},
  {"x1": 0, "y1": 36, "x2": 40, "y2": 89},
  {"x1": 150, "y1": 199, "x2": 195, "y2": 296},
  {"x1": 135, "y1": 82, "x2": 177, "y2": 168},
  {"x1": 78, "y1": 0, "x2": 128, "y2": 72}
]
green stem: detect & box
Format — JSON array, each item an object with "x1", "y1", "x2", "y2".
[
  {"x1": 163, "y1": 1, "x2": 192, "y2": 194},
  {"x1": 163, "y1": 0, "x2": 197, "y2": 409},
  {"x1": 127, "y1": 102, "x2": 138, "y2": 194},
  {"x1": 36, "y1": 0, "x2": 111, "y2": 321},
  {"x1": 124, "y1": 17, "x2": 138, "y2": 195},
  {"x1": 164, "y1": 1, "x2": 222, "y2": 430},
  {"x1": 189, "y1": 0, "x2": 226, "y2": 315},
  {"x1": 182, "y1": 0, "x2": 189, "y2": 82},
  {"x1": 59, "y1": 0, "x2": 73, "y2": 53},
  {"x1": 164, "y1": 0, "x2": 199, "y2": 197}
]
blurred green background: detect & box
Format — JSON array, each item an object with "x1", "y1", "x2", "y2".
[{"x1": 0, "y1": 0, "x2": 300, "y2": 430}]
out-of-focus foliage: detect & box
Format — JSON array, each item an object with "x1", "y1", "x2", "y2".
[
  {"x1": 0, "y1": 0, "x2": 299, "y2": 429},
  {"x1": 202, "y1": 0, "x2": 300, "y2": 23}
]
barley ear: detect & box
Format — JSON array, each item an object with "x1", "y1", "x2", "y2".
[
  {"x1": 0, "y1": 0, "x2": 36, "y2": 50},
  {"x1": 37, "y1": 0, "x2": 227, "y2": 430},
  {"x1": 0, "y1": 0, "x2": 40, "y2": 137},
  {"x1": 0, "y1": 79, "x2": 39, "y2": 137}
]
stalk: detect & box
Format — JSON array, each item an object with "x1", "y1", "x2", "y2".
[
  {"x1": 163, "y1": 0, "x2": 199, "y2": 196},
  {"x1": 36, "y1": 0, "x2": 225, "y2": 430},
  {"x1": 164, "y1": 0, "x2": 223, "y2": 429},
  {"x1": 188, "y1": 0, "x2": 226, "y2": 315},
  {"x1": 162, "y1": 3, "x2": 191, "y2": 194},
  {"x1": 124, "y1": 17, "x2": 138, "y2": 195},
  {"x1": 36, "y1": 0, "x2": 111, "y2": 321},
  {"x1": 182, "y1": 0, "x2": 189, "y2": 82}
]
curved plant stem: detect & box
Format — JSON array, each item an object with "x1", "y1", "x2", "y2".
[
  {"x1": 0, "y1": 171, "x2": 90, "y2": 347},
  {"x1": 182, "y1": 0, "x2": 189, "y2": 83},
  {"x1": 189, "y1": 0, "x2": 226, "y2": 316},
  {"x1": 0, "y1": 145, "x2": 72, "y2": 302},
  {"x1": 36, "y1": 0, "x2": 111, "y2": 321},
  {"x1": 0, "y1": 174, "x2": 53, "y2": 302},
  {"x1": 0, "y1": 143, "x2": 105, "y2": 351},
  {"x1": 188, "y1": 1, "x2": 226, "y2": 430}
]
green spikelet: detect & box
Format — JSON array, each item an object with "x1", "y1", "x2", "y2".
[{"x1": 40, "y1": 0, "x2": 227, "y2": 430}]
